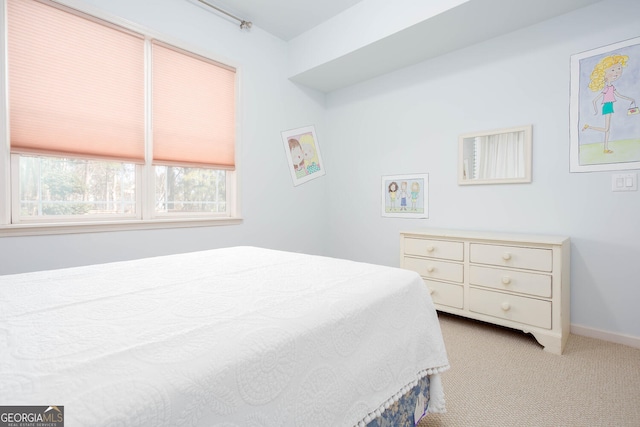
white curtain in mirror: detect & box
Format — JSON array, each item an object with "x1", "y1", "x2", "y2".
[{"x1": 473, "y1": 131, "x2": 525, "y2": 180}]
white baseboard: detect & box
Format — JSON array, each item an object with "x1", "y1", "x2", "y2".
[{"x1": 571, "y1": 324, "x2": 640, "y2": 349}]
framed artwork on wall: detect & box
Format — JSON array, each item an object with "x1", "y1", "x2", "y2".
[
  {"x1": 281, "y1": 125, "x2": 325, "y2": 186},
  {"x1": 570, "y1": 36, "x2": 640, "y2": 172},
  {"x1": 381, "y1": 174, "x2": 428, "y2": 218}
]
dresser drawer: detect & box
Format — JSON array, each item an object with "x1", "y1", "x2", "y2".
[
  {"x1": 403, "y1": 257, "x2": 463, "y2": 283},
  {"x1": 470, "y1": 243, "x2": 552, "y2": 272},
  {"x1": 403, "y1": 238, "x2": 463, "y2": 261},
  {"x1": 469, "y1": 265, "x2": 551, "y2": 298},
  {"x1": 424, "y1": 279, "x2": 463, "y2": 309},
  {"x1": 469, "y1": 288, "x2": 551, "y2": 329}
]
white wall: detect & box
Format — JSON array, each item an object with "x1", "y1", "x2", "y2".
[
  {"x1": 323, "y1": 0, "x2": 640, "y2": 339},
  {"x1": 0, "y1": 0, "x2": 329, "y2": 274}
]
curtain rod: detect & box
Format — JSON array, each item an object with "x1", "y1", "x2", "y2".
[{"x1": 196, "y1": 0, "x2": 253, "y2": 30}]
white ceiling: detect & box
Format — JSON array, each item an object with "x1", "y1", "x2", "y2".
[
  {"x1": 195, "y1": 0, "x2": 604, "y2": 92},
  {"x1": 287, "y1": 0, "x2": 604, "y2": 92},
  {"x1": 199, "y1": 0, "x2": 364, "y2": 41}
]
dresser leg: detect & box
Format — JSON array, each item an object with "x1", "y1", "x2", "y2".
[{"x1": 529, "y1": 331, "x2": 563, "y2": 355}]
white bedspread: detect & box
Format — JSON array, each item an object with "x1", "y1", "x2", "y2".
[{"x1": 0, "y1": 246, "x2": 449, "y2": 426}]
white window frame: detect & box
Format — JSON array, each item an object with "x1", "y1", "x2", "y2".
[{"x1": 0, "y1": 0, "x2": 242, "y2": 237}]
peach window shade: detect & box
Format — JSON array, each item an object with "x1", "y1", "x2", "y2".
[
  {"x1": 7, "y1": 0, "x2": 145, "y2": 162},
  {"x1": 152, "y1": 41, "x2": 236, "y2": 169}
]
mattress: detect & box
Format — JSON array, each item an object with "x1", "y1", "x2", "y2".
[{"x1": 0, "y1": 246, "x2": 449, "y2": 426}]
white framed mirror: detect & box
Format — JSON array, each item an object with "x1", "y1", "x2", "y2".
[{"x1": 458, "y1": 125, "x2": 532, "y2": 185}]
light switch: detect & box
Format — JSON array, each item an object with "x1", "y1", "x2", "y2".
[{"x1": 612, "y1": 173, "x2": 637, "y2": 192}]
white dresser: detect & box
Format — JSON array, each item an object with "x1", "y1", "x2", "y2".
[{"x1": 400, "y1": 229, "x2": 570, "y2": 354}]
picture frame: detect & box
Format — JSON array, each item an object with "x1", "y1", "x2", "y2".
[
  {"x1": 281, "y1": 125, "x2": 325, "y2": 186},
  {"x1": 381, "y1": 174, "x2": 429, "y2": 218},
  {"x1": 570, "y1": 37, "x2": 640, "y2": 172}
]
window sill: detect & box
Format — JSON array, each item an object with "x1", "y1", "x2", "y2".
[{"x1": 0, "y1": 217, "x2": 243, "y2": 237}]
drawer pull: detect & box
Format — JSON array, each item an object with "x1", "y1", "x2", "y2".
[
  {"x1": 501, "y1": 276, "x2": 511, "y2": 285},
  {"x1": 426, "y1": 246, "x2": 435, "y2": 253},
  {"x1": 501, "y1": 302, "x2": 511, "y2": 311},
  {"x1": 502, "y1": 252, "x2": 512, "y2": 261},
  {"x1": 428, "y1": 288, "x2": 435, "y2": 295},
  {"x1": 426, "y1": 266, "x2": 435, "y2": 273}
]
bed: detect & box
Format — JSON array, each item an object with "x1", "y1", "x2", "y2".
[{"x1": 0, "y1": 246, "x2": 449, "y2": 426}]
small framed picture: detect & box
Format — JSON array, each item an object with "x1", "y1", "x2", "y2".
[
  {"x1": 381, "y1": 174, "x2": 429, "y2": 218},
  {"x1": 281, "y1": 125, "x2": 325, "y2": 186}
]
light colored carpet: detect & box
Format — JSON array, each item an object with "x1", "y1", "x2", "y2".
[{"x1": 419, "y1": 313, "x2": 640, "y2": 427}]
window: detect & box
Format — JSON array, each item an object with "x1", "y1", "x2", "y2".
[
  {"x1": 1, "y1": 0, "x2": 238, "y2": 232},
  {"x1": 18, "y1": 156, "x2": 136, "y2": 218},
  {"x1": 154, "y1": 166, "x2": 226, "y2": 214}
]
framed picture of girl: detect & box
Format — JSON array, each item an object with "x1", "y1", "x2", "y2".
[
  {"x1": 381, "y1": 174, "x2": 429, "y2": 218},
  {"x1": 570, "y1": 37, "x2": 640, "y2": 172},
  {"x1": 281, "y1": 125, "x2": 325, "y2": 186}
]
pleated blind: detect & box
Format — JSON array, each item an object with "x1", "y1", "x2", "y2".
[
  {"x1": 152, "y1": 41, "x2": 236, "y2": 169},
  {"x1": 7, "y1": 0, "x2": 146, "y2": 162}
]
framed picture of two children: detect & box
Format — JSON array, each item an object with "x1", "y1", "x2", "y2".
[{"x1": 281, "y1": 125, "x2": 325, "y2": 186}]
